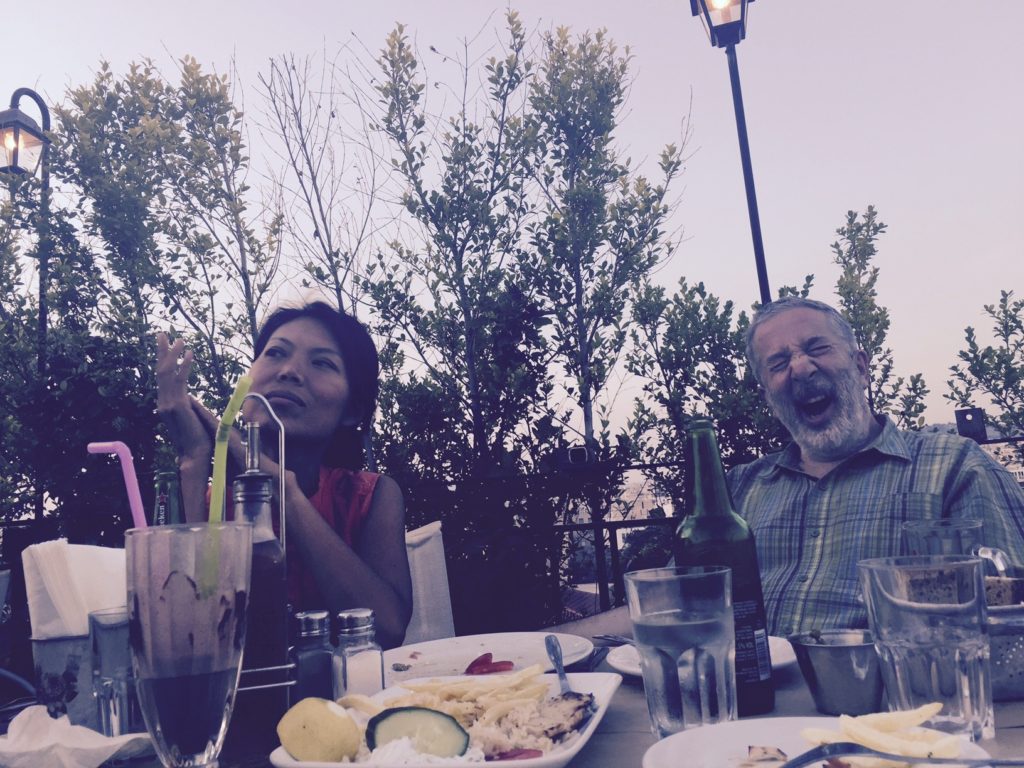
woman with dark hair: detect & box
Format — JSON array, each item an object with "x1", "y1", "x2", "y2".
[{"x1": 155, "y1": 301, "x2": 412, "y2": 648}]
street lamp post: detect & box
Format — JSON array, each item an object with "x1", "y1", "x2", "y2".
[
  {"x1": 1, "y1": 88, "x2": 52, "y2": 375},
  {"x1": 2, "y1": 88, "x2": 52, "y2": 521},
  {"x1": 689, "y1": 0, "x2": 772, "y2": 306}
]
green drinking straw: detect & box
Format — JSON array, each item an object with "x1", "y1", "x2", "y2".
[
  {"x1": 209, "y1": 375, "x2": 252, "y2": 524},
  {"x1": 200, "y1": 375, "x2": 252, "y2": 597}
]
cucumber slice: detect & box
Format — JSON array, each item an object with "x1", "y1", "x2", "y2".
[{"x1": 366, "y1": 706, "x2": 470, "y2": 757}]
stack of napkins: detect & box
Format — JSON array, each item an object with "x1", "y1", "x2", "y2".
[
  {"x1": 22, "y1": 540, "x2": 127, "y2": 638},
  {"x1": 0, "y1": 706, "x2": 150, "y2": 768}
]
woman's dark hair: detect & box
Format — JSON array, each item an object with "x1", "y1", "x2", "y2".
[{"x1": 253, "y1": 301, "x2": 379, "y2": 470}]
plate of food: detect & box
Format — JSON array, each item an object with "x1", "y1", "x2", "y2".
[
  {"x1": 383, "y1": 633, "x2": 593, "y2": 684},
  {"x1": 641, "y1": 707, "x2": 989, "y2": 768},
  {"x1": 269, "y1": 667, "x2": 622, "y2": 768},
  {"x1": 607, "y1": 635, "x2": 796, "y2": 677}
]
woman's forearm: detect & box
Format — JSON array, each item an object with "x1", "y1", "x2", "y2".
[
  {"x1": 178, "y1": 456, "x2": 211, "y2": 523},
  {"x1": 286, "y1": 493, "x2": 412, "y2": 649}
]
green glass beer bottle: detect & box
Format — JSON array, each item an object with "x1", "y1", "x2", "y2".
[
  {"x1": 152, "y1": 470, "x2": 183, "y2": 526},
  {"x1": 672, "y1": 419, "x2": 774, "y2": 717}
]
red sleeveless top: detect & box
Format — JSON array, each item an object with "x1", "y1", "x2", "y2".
[{"x1": 287, "y1": 466, "x2": 379, "y2": 608}]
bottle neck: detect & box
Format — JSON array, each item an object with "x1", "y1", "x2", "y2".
[{"x1": 686, "y1": 425, "x2": 735, "y2": 518}]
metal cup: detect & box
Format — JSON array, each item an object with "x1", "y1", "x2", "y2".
[{"x1": 787, "y1": 629, "x2": 884, "y2": 715}]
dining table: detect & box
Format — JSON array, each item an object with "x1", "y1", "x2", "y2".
[{"x1": 128, "y1": 621, "x2": 1024, "y2": 768}]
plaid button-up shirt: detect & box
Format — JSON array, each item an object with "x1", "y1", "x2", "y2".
[{"x1": 728, "y1": 416, "x2": 1024, "y2": 636}]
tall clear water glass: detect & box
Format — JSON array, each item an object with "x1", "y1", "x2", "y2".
[
  {"x1": 127, "y1": 522, "x2": 252, "y2": 768},
  {"x1": 625, "y1": 566, "x2": 736, "y2": 738},
  {"x1": 858, "y1": 554, "x2": 994, "y2": 741},
  {"x1": 90, "y1": 606, "x2": 144, "y2": 736},
  {"x1": 902, "y1": 518, "x2": 983, "y2": 556},
  {"x1": 902, "y1": 518, "x2": 1010, "y2": 576}
]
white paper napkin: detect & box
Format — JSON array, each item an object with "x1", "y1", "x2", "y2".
[
  {"x1": 22, "y1": 540, "x2": 127, "y2": 639},
  {"x1": 0, "y1": 706, "x2": 151, "y2": 768}
]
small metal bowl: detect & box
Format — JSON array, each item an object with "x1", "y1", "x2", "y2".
[{"x1": 787, "y1": 629, "x2": 884, "y2": 715}]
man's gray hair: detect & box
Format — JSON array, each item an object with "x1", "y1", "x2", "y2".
[{"x1": 744, "y1": 297, "x2": 859, "y2": 384}]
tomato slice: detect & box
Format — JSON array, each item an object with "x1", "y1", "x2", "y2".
[
  {"x1": 472, "y1": 660, "x2": 514, "y2": 674},
  {"x1": 464, "y1": 652, "x2": 493, "y2": 674}
]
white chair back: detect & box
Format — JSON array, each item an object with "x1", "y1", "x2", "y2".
[{"x1": 404, "y1": 521, "x2": 456, "y2": 645}]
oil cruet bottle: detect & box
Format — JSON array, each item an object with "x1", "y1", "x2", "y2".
[
  {"x1": 672, "y1": 419, "x2": 775, "y2": 717},
  {"x1": 223, "y1": 420, "x2": 290, "y2": 758}
]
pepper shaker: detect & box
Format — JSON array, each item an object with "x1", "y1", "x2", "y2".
[{"x1": 291, "y1": 610, "x2": 334, "y2": 703}]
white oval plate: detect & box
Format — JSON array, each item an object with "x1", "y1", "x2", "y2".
[
  {"x1": 382, "y1": 632, "x2": 593, "y2": 684},
  {"x1": 641, "y1": 716, "x2": 989, "y2": 768},
  {"x1": 607, "y1": 635, "x2": 796, "y2": 677},
  {"x1": 269, "y1": 671, "x2": 622, "y2": 768}
]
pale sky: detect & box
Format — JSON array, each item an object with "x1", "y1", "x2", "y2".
[{"x1": 7, "y1": 1, "x2": 1023, "y2": 425}]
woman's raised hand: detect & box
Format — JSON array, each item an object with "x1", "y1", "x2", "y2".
[{"x1": 155, "y1": 332, "x2": 214, "y2": 464}]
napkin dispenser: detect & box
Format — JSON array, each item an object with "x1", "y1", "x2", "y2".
[{"x1": 22, "y1": 540, "x2": 127, "y2": 729}]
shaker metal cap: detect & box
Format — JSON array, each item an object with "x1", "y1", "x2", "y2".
[
  {"x1": 336, "y1": 607, "x2": 375, "y2": 632},
  {"x1": 295, "y1": 609, "x2": 331, "y2": 638}
]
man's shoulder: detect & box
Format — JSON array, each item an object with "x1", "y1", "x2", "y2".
[
  {"x1": 890, "y1": 425, "x2": 1022, "y2": 484},
  {"x1": 893, "y1": 425, "x2": 986, "y2": 458}
]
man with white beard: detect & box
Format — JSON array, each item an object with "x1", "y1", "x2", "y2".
[{"x1": 732, "y1": 297, "x2": 1024, "y2": 635}]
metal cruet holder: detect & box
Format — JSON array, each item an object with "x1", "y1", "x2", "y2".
[{"x1": 234, "y1": 392, "x2": 295, "y2": 696}]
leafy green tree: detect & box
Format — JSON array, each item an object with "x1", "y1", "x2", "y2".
[
  {"x1": 948, "y1": 290, "x2": 1024, "y2": 458},
  {"x1": 0, "y1": 195, "x2": 38, "y2": 522},
  {"x1": 526, "y1": 28, "x2": 682, "y2": 458},
  {"x1": 1, "y1": 58, "x2": 275, "y2": 535},
  {"x1": 831, "y1": 206, "x2": 928, "y2": 428},
  {"x1": 369, "y1": 15, "x2": 553, "y2": 478},
  {"x1": 626, "y1": 279, "x2": 784, "y2": 505},
  {"x1": 58, "y1": 59, "x2": 276, "y2": 395}
]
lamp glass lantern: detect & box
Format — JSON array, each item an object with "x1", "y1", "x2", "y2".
[
  {"x1": 0, "y1": 107, "x2": 48, "y2": 176},
  {"x1": 689, "y1": 0, "x2": 753, "y2": 48}
]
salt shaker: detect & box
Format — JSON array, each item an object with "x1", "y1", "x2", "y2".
[
  {"x1": 333, "y1": 608, "x2": 384, "y2": 698},
  {"x1": 291, "y1": 610, "x2": 334, "y2": 704}
]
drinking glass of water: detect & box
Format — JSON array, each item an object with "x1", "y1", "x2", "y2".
[
  {"x1": 89, "y1": 606, "x2": 144, "y2": 736},
  {"x1": 902, "y1": 518, "x2": 983, "y2": 556},
  {"x1": 902, "y1": 518, "x2": 1010, "y2": 576},
  {"x1": 126, "y1": 522, "x2": 253, "y2": 768},
  {"x1": 858, "y1": 554, "x2": 994, "y2": 741},
  {"x1": 624, "y1": 566, "x2": 737, "y2": 738}
]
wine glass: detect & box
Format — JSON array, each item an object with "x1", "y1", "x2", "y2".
[{"x1": 126, "y1": 522, "x2": 252, "y2": 767}]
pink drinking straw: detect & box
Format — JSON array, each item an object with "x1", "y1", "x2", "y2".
[{"x1": 87, "y1": 441, "x2": 148, "y2": 529}]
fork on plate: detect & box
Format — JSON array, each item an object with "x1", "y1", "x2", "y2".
[
  {"x1": 592, "y1": 633, "x2": 634, "y2": 645},
  {"x1": 779, "y1": 741, "x2": 1024, "y2": 768}
]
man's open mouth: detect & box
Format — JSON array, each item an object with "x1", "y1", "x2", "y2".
[{"x1": 796, "y1": 392, "x2": 834, "y2": 424}]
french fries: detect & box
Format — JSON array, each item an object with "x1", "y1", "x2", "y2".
[
  {"x1": 372, "y1": 664, "x2": 549, "y2": 728},
  {"x1": 800, "y1": 704, "x2": 961, "y2": 768}
]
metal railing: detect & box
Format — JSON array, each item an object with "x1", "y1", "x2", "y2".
[{"x1": 554, "y1": 515, "x2": 678, "y2": 612}]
